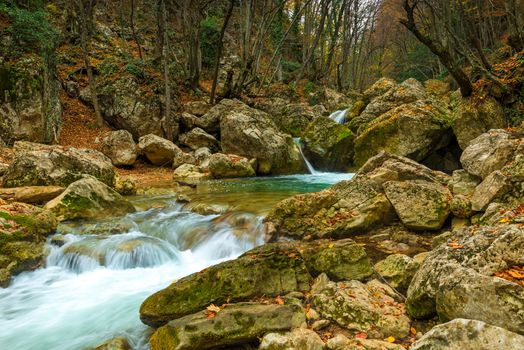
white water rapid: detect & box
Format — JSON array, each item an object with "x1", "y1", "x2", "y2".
[
  {"x1": 0, "y1": 201, "x2": 265, "y2": 350},
  {"x1": 329, "y1": 109, "x2": 348, "y2": 124}
]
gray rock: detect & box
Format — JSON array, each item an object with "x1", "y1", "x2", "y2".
[
  {"x1": 172, "y1": 151, "x2": 197, "y2": 169},
  {"x1": 460, "y1": 129, "x2": 522, "y2": 179},
  {"x1": 138, "y1": 134, "x2": 181, "y2": 166},
  {"x1": 183, "y1": 100, "x2": 211, "y2": 116},
  {"x1": 470, "y1": 170, "x2": 511, "y2": 211},
  {"x1": 149, "y1": 303, "x2": 305, "y2": 350},
  {"x1": 450, "y1": 170, "x2": 481, "y2": 196},
  {"x1": 100, "y1": 130, "x2": 137, "y2": 167},
  {"x1": 411, "y1": 319, "x2": 524, "y2": 350},
  {"x1": 326, "y1": 334, "x2": 405, "y2": 350},
  {"x1": 406, "y1": 225, "x2": 524, "y2": 334},
  {"x1": 3, "y1": 143, "x2": 115, "y2": 187},
  {"x1": 208, "y1": 153, "x2": 255, "y2": 179},
  {"x1": 384, "y1": 180, "x2": 452, "y2": 230},
  {"x1": 259, "y1": 328, "x2": 325, "y2": 350},
  {"x1": 374, "y1": 254, "x2": 420, "y2": 292},
  {"x1": 179, "y1": 127, "x2": 219, "y2": 152}
]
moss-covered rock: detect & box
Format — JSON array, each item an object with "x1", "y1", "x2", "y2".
[
  {"x1": 44, "y1": 176, "x2": 135, "y2": 221},
  {"x1": 311, "y1": 274, "x2": 410, "y2": 339},
  {"x1": 149, "y1": 302, "x2": 305, "y2": 350},
  {"x1": 208, "y1": 153, "x2": 256, "y2": 179},
  {"x1": 383, "y1": 180, "x2": 452, "y2": 230},
  {"x1": 3, "y1": 142, "x2": 115, "y2": 188},
  {"x1": 259, "y1": 328, "x2": 325, "y2": 350},
  {"x1": 374, "y1": 254, "x2": 420, "y2": 293},
  {"x1": 353, "y1": 100, "x2": 454, "y2": 167},
  {"x1": 302, "y1": 117, "x2": 355, "y2": 171},
  {"x1": 0, "y1": 202, "x2": 57, "y2": 286},
  {"x1": 140, "y1": 243, "x2": 312, "y2": 327}
]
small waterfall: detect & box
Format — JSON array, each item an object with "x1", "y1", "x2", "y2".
[
  {"x1": 329, "y1": 109, "x2": 348, "y2": 124},
  {"x1": 294, "y1": 137, "x2": 318, "y2": 175}
]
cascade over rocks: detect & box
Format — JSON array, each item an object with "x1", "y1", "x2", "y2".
[
  {"x1": 3, "y1": 142, "x2": 115, "y2": 188},
  {"x1": 406, "y1": 224, "x2": 524, "y2": 334},
  {"x1": 149, "y1": 302, "x2": 305, "y2": 350},
  {"x1": 138, "y1": 134, "x2": 182, "y2": 166},
  {"x1": 0, "y1": 202, "x2": 57, "y2": 287},
  {"x1": 44, "y1": 176, "x2": 135, "y2": 221},
  {"x1": 100, "y1": 130, "x2": 137, "y2": 167},
  {"x1": 219, "y1": 99, "x2": 305, "y2": 175},
  {"x1": 411, "y1": 319, "x2": 524, "y2": 350},
  {"x1": 302, "y1": 117, "x2": 355, "y2": 171}
]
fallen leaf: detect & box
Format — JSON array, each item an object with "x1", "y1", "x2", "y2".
[
  {"x1": 354, "y1": 332, "x2": 368, "y2": 339},
  {"x1": 386, "y1": 336, "x2": 396, "y2": 343},
  {"x1": 275, "y1": 295, "x2": 285, "y2": 305}
]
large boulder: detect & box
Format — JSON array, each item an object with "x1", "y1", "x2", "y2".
[
  {"x1": 0, "y1": 56, "x2": 61, "y2": 146},
  {"x1": 208, "y1": 153, "x2": 255, "y2": 179},
  {"x1": 138, "y1": 134, "x2": 182, "y2": 166},
  {"x1": 383, "y1": 180, "x2": 452, "y2": 230},
  {"x1": 302, "y1": 117, "x2": 355, "y2": 171},
  {"x1": 311, "y1": 274, "x2": 411, "y2": 339},
  {"x1": 411, "y1": 319, "x2": 524, "y2": 350},
  {"x1": 350, "y1": 78, "x2": 426, "y2": 132},
  {"x1": 3, "y1": 143, "x2": 115, "y2": 187},
  {"x1": 179, "y1": 127, "x2": 219, "y2": 152},
  {"x1": 0, "y1": 202, "x2": 57, "y2": 287},
  {"x1": 452, "y1": 95, "x2": 506, "y2": 150},
  {"x1": 272, "y1": 103, "x2": 322, "y2": 137},
  {"x1": 0, "y1": 186, "x2": 64, "y2": 204},
  {"x1": 173, "y1": 164, "x2": 210, "y2": 184},
  {"x1": 100, "y1": 130, "x2": 137, "y2": 167},
  {"x1": 353, "y1": 100, "x2": 454, "y2": 167},
  {"x1": 81, "y1": 76, "x2": 177, "y2": 140},
  {"x1": 219, "y1": 99, "x2": 305, "y2": 175},
  {"x1": 140, "y1": 243, "x2": 311, "y2": 327},
  {"x1": 406, "y1": 225, "x2": 524, "y2": 334},
  {"x1": 460, "y1": 129, "x2": 523, "y2": 179},
  {"x1": 183, "y1": 100, "x2": 211, "y2": 117},
  {"x1": 362, "y1": 77, "x2": 397, "y2": 102},
  {"x1": 44, "y1": 176, "x2": 135, "y2": 221},
  {"x1": 267, "y1": 152, "x2": 450, "y2": 240},
  {"x1": 149, "y1": 303, "x2": 305, "y2": 350}
]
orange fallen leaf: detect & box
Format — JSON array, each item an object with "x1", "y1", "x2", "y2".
[
  {"x1": 448, "y1": 241, "x2": 464, "y2": 249},
  {"x1": 354, "y1": 332, "x2": 368, "y2": 339},
  {"x1": 275, "y1": 295, "x2": 285, "y2": 305}
]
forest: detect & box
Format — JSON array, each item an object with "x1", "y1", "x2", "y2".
[{"x1": 0, "y1": 0, "x2": 523, "y2": 350}]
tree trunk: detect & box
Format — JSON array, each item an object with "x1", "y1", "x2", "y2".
[{"x1": 130, "y1": 0, "x2": 143, "y2": 59}]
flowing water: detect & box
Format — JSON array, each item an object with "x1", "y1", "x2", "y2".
[
  {"x1": 329, "y1": 109, "x2": 348, "y2": 124},
  {"x1": 0, "y1": 173, "x2": 353, "y2": 350}
]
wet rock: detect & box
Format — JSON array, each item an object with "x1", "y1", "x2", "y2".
[
  {"x1": 208, "y1": 153, "x2": 255, "y2": 179},
  {"x1": 90, "y1": 336, "x2": 131, "y2": 350},
  {"x1": 140, "y1": 244, "x2": 312, "y2": 327},
  {"x1": 353, "y1": 100, "x2": 453, "y2": 167},
  {"x1": 3, "y1": 143, "x2": 115, "y2": 187},
  {"x1": 383, "y1": 180, "x2": 452, "y2": 230},
  {"x1": 100, "y1": 130, "x2": 137, "y2": 167},
  {"x1": 149, "y1": 302, "x2": 305, "y2": 350},
  {"x1": 311, "y1": 274, "x2": 410, "y2": 339},
  {"x1": 179, "y1": 127, "x2": 219, "y2": 152},
  {"x1": 138, "y1": 134, "x2": 181, "y2": 166},
  {"x1": 0, "y1": 202, "x2": 57, "y2": 287},
  {"x1": 302, "y1": 117, "x2": 355, "y2": 171},
  {"x1": 452, "y1": 95, "x2": 506, "y2": 150},
  {"x1": 0, "y1": 186, "x2": 64, "y2": 204},
  {"x1": 406, "y1": 225, "x2": 524, "y2": 334},
  {"x1": 259, "y1": 328, "x2": 325, "y2": 350},
  {"x1": 219, "y1": 99, "x2": 305, "y2": 175},
  {"x1": 411, "y1": 318, "x2": 524, "y2": 350},
  {"x1": 326, "y1": 334, "x2": 404, "y2": 350},
  {"x1": 460, "y1": 129, "x2": 522, "y2": 179},
  {"x1": 374, "y1": 254, "x2": 420, "y2": 293},
  {"x1": 44, "y1": 176, "x2": 135, "y2": 221}
]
